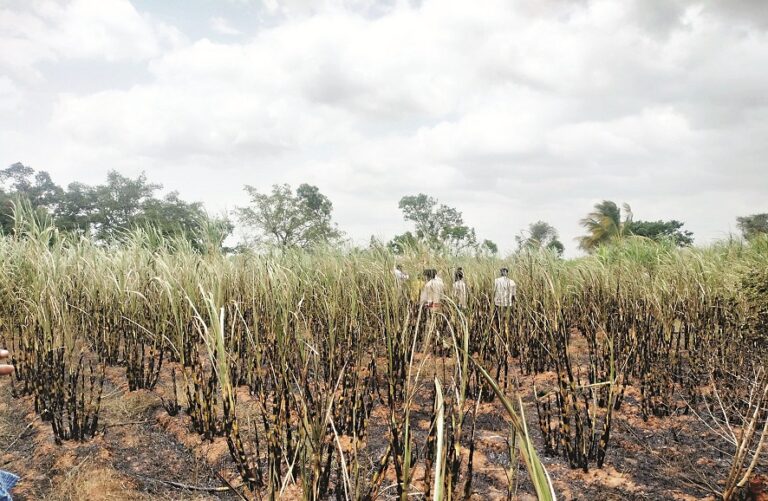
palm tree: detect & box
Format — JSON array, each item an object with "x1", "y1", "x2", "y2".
[
  {"x1": 516, "y1": 221, "x2": 565, "y2": 256},
  {"x1": 578, "y1": 200, "x2": 633, "y2": 252}
]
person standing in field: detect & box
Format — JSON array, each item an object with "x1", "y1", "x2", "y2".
[
  {"x1": 494, "y1": 267, "x2": 516, "y2": 307},
  {"x1": 420, "y1": 269, "x2": 446, "y2": 351},
  {"x1": 493, "y1": 267, "x2": 517, "y2": 353},
  {"x1": 420, "y1": 268, "x2": 445, "y2": 310},
  {"x1": 452, "y1": 267, "x2": 468, "y2": 309}
]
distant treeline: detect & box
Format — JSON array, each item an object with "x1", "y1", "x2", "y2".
[{"x1": 2, "y1": 162, "x2": 766, "y2": 254}]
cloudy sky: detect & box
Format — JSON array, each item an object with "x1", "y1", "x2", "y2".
[{"x1": 1, "y1": 0, "x2": 767, "y2": 255}]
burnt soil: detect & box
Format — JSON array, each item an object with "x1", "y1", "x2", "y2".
[{"x1": 0, "y1": 343, "x2": 766, "y2": 501}]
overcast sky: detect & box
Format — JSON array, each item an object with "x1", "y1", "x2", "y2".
[{"x1": 1, "y1": 0, "x2": 766, "y2": 255}]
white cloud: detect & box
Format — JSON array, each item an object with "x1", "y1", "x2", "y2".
[
  {"x1": 0, "y1": 0, "x2": 184, "y2": 82},
  {"x1": 0, "y1": 77, "x2": 23, "y2": 112},
  {"x1": 210, "y1": 17, "x2": 241, "y2": 36},
  {"x1": 259, "y1": 0, "x2": 399, "y2": 18},
  {"x1": 2, "y1": 0, "x2": 768, "y2": 255}
]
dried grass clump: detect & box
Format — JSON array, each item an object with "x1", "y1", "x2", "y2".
[{"x1": 48, "y1": 461, "x2": 139, "y2": 501}]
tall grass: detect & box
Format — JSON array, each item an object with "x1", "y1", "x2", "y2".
[{"x1": 0, "y1": 206, "x2": 765, "y2": 498}]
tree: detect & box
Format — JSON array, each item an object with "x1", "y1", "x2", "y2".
[
  {"x1": 54, "y1": 171, "x2": 162, "y2": 241},
  {"x1": 138, "y1": 192, "x2": 230, "y2": 252},
  {"x1": 737, "y1": 214, "x2": 768, "y2": 240},
  {"x1": 1, "y1": 164, "x2": 230, "y2": 250},
  {"x1": 465, "y1": 238, "x2": 500, "y2": 257},
  {"x1": 0, "y1": 163, "x2": 62, "y2": 208},
  {"x1": 0, "y1": 162, "x2": 63, "y2": 234},
  {"x1": 395, "y1": 193, "x2": 478, "y2": 253},
  {"x1": 626, "y1": 219, "x2": 693, "y2": 246},
  {"x1": 236, "y1": 183, "x2": 342, "y2": 249},
  {"x1": 52, "y1": 171, "x2": 228, "y2": 249},
  {"x1": 54, "y1": 182, "x2": 97, "y2": 234},
  {"x1": 88, "y1": 171, "x2": 161, "y2": 242},
  {"x1": 387, "y1": 231, "x2": 419, "y2": 254},
  {"x1": 578, "y1": 200, "x2": 633, "y2": 252},
  {"x1": 0, "y1": 163, "x2": 35, "y2": 195},
  {"x1": 516, "y1": 221, "x2": 564, "y2": 256},
  {"x1": 480, "y1": 239, "x2": 498, "y2": 255}
]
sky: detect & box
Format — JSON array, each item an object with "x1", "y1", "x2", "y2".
[{"x1": 1, "y1": 0, "x2": 767, "y2": 256}]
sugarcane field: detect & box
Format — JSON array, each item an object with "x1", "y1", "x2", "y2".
[
  {"x1": 0, "y1": 203, "x2": 766, "y2": 499},
  {"x1": 2, "y1": 1, "x2": 768, "y2": 499}
]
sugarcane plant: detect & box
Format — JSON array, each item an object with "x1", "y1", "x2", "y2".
[{"x1": 0, "y1": 205, "x2": 765, "y2": 499}]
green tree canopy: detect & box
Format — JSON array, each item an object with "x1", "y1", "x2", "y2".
[
  {"x1": 236, "y1": 183, "x2": 342, "y2": 249},
  {"x1": 387, "y1": 231, "x2": 419, "y2": 254},
  {"x1": 578, "y1": 200, "x2": 633, "y2": 252},
  {"x1": 516, "y1": 220, "x2": 564, "y2": 256},
  {"x1": 626, "y1": 219, "x2": 693, "y2": 246},
  {"x1": 0, "y1": 162, "x2": 63, "y2": 234},
  {"x1": 82, "y1": 171, "x2": 162, "y2": 242},
  {"x1": 2, "y1": 163, "x2": 230, "y2": 251},
  {"x1": 479, "y1": 239, "x2": 498, "y2": 256},
  {"x1": 393, "y1": 193, "x2": 484, "y2": 254},
  {"x1": 737, "y1": 213, "x2": 768, "y2": 240}
]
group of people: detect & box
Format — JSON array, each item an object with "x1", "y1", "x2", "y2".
[{"x1": 393, "y1": 264, "x2": 517, "y2": 310}]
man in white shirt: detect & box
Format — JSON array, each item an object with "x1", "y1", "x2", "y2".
[
  {"x1": 420, "y1": 269, "x2": 447, "y2": 351},
  {"x1": 420, "y1": 268, "x2": 445, "y2": 310},
  {"x1": 494, "y1": 268, "x2": 516, "y2": 307},
  {"x1": 493, "y1": 268, "x2": 517, "y2": 347}
]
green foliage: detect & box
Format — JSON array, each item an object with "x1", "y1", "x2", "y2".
[
  {"x1": 1, "y1": 163, "x2": 230, "y2": 251},
  {"x1": 516, "y1": 220, "x2": 564, "y2": 256},
  {"x1": 393, "y1": 193, "x2": 501, "y2": 256},
  {"x1": 480, "y1": 238, "x2": 498, "y2": 255},
  {"x1": 236, "y1": 183, "x2": 342, "y2": 249},
  {"x1": 56, "y1": 171, "x2": 229, "y2": 251},
  {"x1": 0, "y1": 162, "x2": 62, "y2": 234},
  {"x1": 83, "y1": 171, "x2": 162, "y2": 241},
  {"x1": 388, "y1": 231, "x2": 419, "y2": 254},
  {"x1": 626, "y1": 219, "x2": 693, "y2": 246},
  {"x1": 578, "y1": 200, "x2": 633, "y2": 252},
  {"x1": 579, "y1": 201, "x2": 697, "y2": 252},
  {"x1": 53, "y1": 182, "x2": 95, "y2": 234},
  {"x1": 397, "y1": 193, "x2": 477, "y2": 252},
  {"x1": 736, "y1": 213, "x2": 768, "y2": 240}
]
